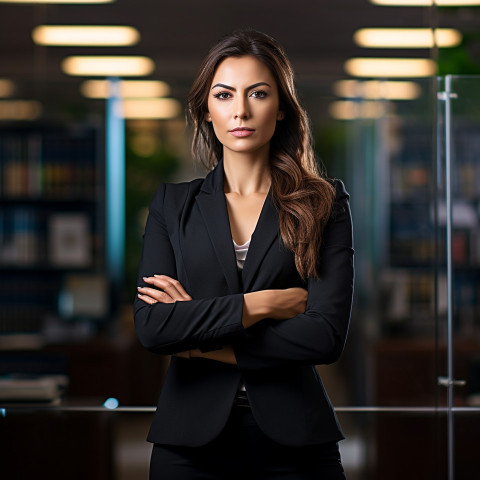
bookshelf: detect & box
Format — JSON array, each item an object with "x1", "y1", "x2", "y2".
[
  {"x1": 384, "y1": 116, "x2": 480, "y2": 337},
  {"x1": 0, "y1": 124, "x2": 105, "y2": 339}
]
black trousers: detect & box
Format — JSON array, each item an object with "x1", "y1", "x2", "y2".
[{"x1": 150, "y1": 406, "x2": 347, "y2": 480}]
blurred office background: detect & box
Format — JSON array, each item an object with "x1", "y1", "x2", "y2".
[{"x1": 0, "y1": 0, "x2": 480, "y2": 479}]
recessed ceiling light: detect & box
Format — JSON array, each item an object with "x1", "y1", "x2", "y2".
[
  {"x1": 436, "y1": 0, "x2": 480, "y2": 3},
  {"x1": 80, "y1": 80, "x2": 170, "y2": 98},
  {"x1": 62, "y1": 56, "x2": 155, "y2": 77},
  {"x1": 0, "y1": 100, "x2": 42, "y2": 120},
  {"x1": 370, "y1": 0, "x2": 480, "y2": 6},
  {"x1": 329, "y1": 100, "x2": 390, "y2": 121},
  {"x1": 344, "y1": 58, "x2": 437, "y2": 77},
  {"x1": 354, "y1": 28, "x2": 462, "y2": 48},
  {"x1": 0, "y1": 0, "x2": 114, "y2": 3},
  {"x1": 32, "y1": 26, "x2": 139, "y2": 47},
  {"x1": 0, "y1": 79, "x2": 15, "y2": 97},
  {"x1": 329, "y1": 101, "x2": 357, "y2": 121},
  {"x1": 333, "y1": 80, "x2": 422, "y2": 100},
  {"x1": 120, "y1": 98, "x2": 182, "y2": 119}
]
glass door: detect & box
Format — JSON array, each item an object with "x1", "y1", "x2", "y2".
[
  {"x1": 437, "y1": 75, "x2": 480, "y2": 480},
  {"x1": 336, "y1": 74, "x2": 480, "y2": 479},
  {"x1": 328, "y1": 77, "x2": 443, "y2": 480}
]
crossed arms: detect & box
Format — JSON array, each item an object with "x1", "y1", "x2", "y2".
[{"x1": 134, "y1": 183, "x2": 354, "y2": 370}]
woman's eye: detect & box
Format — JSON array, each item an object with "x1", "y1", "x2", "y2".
[
  {"x1": 250, "y1": 90, "x2": 267, "y2": 98},
  {"x1": 213, "y1": 91, "x2": 231, "y2": 100}
]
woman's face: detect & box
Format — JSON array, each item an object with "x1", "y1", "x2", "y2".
[{"x1": 206, "y1": 55, "x2": 284, "y2": 158}]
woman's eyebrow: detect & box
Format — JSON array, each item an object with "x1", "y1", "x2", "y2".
[{"x1": 211, "y1": 81, "x2": 272, "y2": 91}]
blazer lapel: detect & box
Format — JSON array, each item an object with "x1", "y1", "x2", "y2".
[
  {"x1": 195, "y1": 161, "x2": 242, "y2": 294},
  {"x1": 242, "y1": 193, "x2": 279, "y2": 291},
  {"x1": 195, "y1": 159, "x2": 280, "y2": 293}
]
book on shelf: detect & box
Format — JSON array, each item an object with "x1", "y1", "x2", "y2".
[
  {"x1": 48, "y1": 213, "x2": 91, "y2": 267},
  {"x1": 0, "y1": 128, "x2": 98, "y2": 200}
]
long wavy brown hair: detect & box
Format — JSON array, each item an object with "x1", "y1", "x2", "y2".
[{"x1": 187, "y1": 29, "x2": 335, "y2": 279}]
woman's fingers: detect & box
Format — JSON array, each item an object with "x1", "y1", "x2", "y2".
[
  {"x1": 141, "y1": 275, "x2": 192, "y2": 302},
  {"x1": 154, "y1": 275, "x2": 192, "y2": 300},
  {"x1": 137, "y1": 286, "x2": 175, "y2": 304}
]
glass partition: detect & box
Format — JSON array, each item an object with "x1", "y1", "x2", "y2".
[
  {"x1": 2, "y1": 76, "x2": 480, "y2": 480},
  {"x1": 436, "y1": 75, "x2": 480, "y2": 480},
  {"x1": 330, "y1": 76, "x2": 443, "y2": 480},
  {"x1": 327, "y1": 75, "x2": 479, "y2": 479}
]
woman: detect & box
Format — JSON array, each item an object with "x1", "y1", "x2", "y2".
[{"x1": 135, "y1": 29, "x2": 354, "y2": 479}]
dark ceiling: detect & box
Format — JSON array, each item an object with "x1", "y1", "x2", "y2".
[{"x1": 0, "y1": 0, "x2": 479, "y2": 122}]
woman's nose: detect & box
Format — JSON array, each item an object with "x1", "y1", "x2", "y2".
[{"x1": 234, "y1": 96, "x2": 249, "y2": 119}]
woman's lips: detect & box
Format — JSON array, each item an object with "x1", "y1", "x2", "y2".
[{"x1": 229, "y1": 127, "x2": 255, "y2": 138}]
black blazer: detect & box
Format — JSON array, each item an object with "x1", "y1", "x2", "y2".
[{"x1": 134, "y1": 160, "x2": 354, "y2": 447}]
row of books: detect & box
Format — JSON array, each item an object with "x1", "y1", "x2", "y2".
[
  {"x1": 391, "y1": 162, "x2": 480, "y2": 202},
  {"x1": 381, "y1": 268, "x2": 480, "y2": 338},
  {"x1": 0, "y1": 131, "x2": 98, "y2": 199},
  {"x1": 391, "y1": 123, "x2": 480, "y2": 201},
  {"x1": 389, "y1": 200, "x2": 480, "y2": 267},
  {"x1": 0, "y1": 208, "x2": 93, "y2": 267},
  {"x1": 390, "y1": 230, "x2": 480, "y2": 268},
  {"x1": 0, "y1": 274, "x2": 58, "y2": 334},
  {"x1": 0, "y1": 307, "x2": 47, "y2": 336}
]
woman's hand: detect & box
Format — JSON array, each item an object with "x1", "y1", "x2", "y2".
[
  {"x1": 242, "y1": 288, "x2": 308, "y2": 328},
  {"x1": 138, "y1": 276, "x2": 236, "y2": 365},
  {"x1": 137, "y1": 275, "x2": 192, "y2": 305},
  {"x1": 270, "y1": 288, "x2": 308, "y2": 319}
]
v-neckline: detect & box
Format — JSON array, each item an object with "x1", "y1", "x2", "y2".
[{"x1": 225, "y1": 188, "x2": 271, "y2": 248}]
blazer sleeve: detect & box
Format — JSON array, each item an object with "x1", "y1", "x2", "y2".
[
  {"x1": 233, "y1": 182, "x2": 354, "y2": 370},
  {"x1": 134, "y1": 183, "x2": 247, "y2": 355}
]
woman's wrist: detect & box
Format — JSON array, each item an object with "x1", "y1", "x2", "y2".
[
  {"x1": 242, "y1": 290, "x2": 275, "y2": 328},
  {"x1": 242, "y1": 288, "x2": 308, "y2": 327}
]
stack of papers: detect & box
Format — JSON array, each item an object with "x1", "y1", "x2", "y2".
[{"x1": 0, "y1": 375, "x2": 68, "y2": 405}]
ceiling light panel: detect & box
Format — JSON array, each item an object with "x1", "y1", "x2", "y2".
[
  {"x1": 81, "y1": 80, "x2": 171, "y2": 98},
  {"x1": 334, "y1": 80, "x2": 421, "y2": 100},
  {"x1": 329, "y1": 100, "x2": 389, "y2": 121},
  {"x1": 354, "y1": 28, "x2": 462, "y2": 48},
  {"x1": 0, "y1": 100, "x2": 42, "y2": 120},
  {"x1": 0, "y1": 79, "x2": 15, "y2": 97},
  {"x1": 121, "y1": 98, "x2": 182, "y2": 119},
  {"x1": 370, "y1": 0, "x2": 480, "y2": 5},
  {"x1": 345, "y1": 58, "x2": 437, "y2": 77},
  {"x1": 370, "y1": 0, "x2": 433, "y2": 5},
  {"x1": 32, "y1": 26, "x2": 139, "y2": 47},
  {"x1": 0, "y1": 1, "x2": 114, "y2": 4},
  {"x1": 435, "y1": 0, "x2": 480, "y2": 3},
  {"x1": 62, "y1": 56, "x2": 155, "y2": 76}
]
